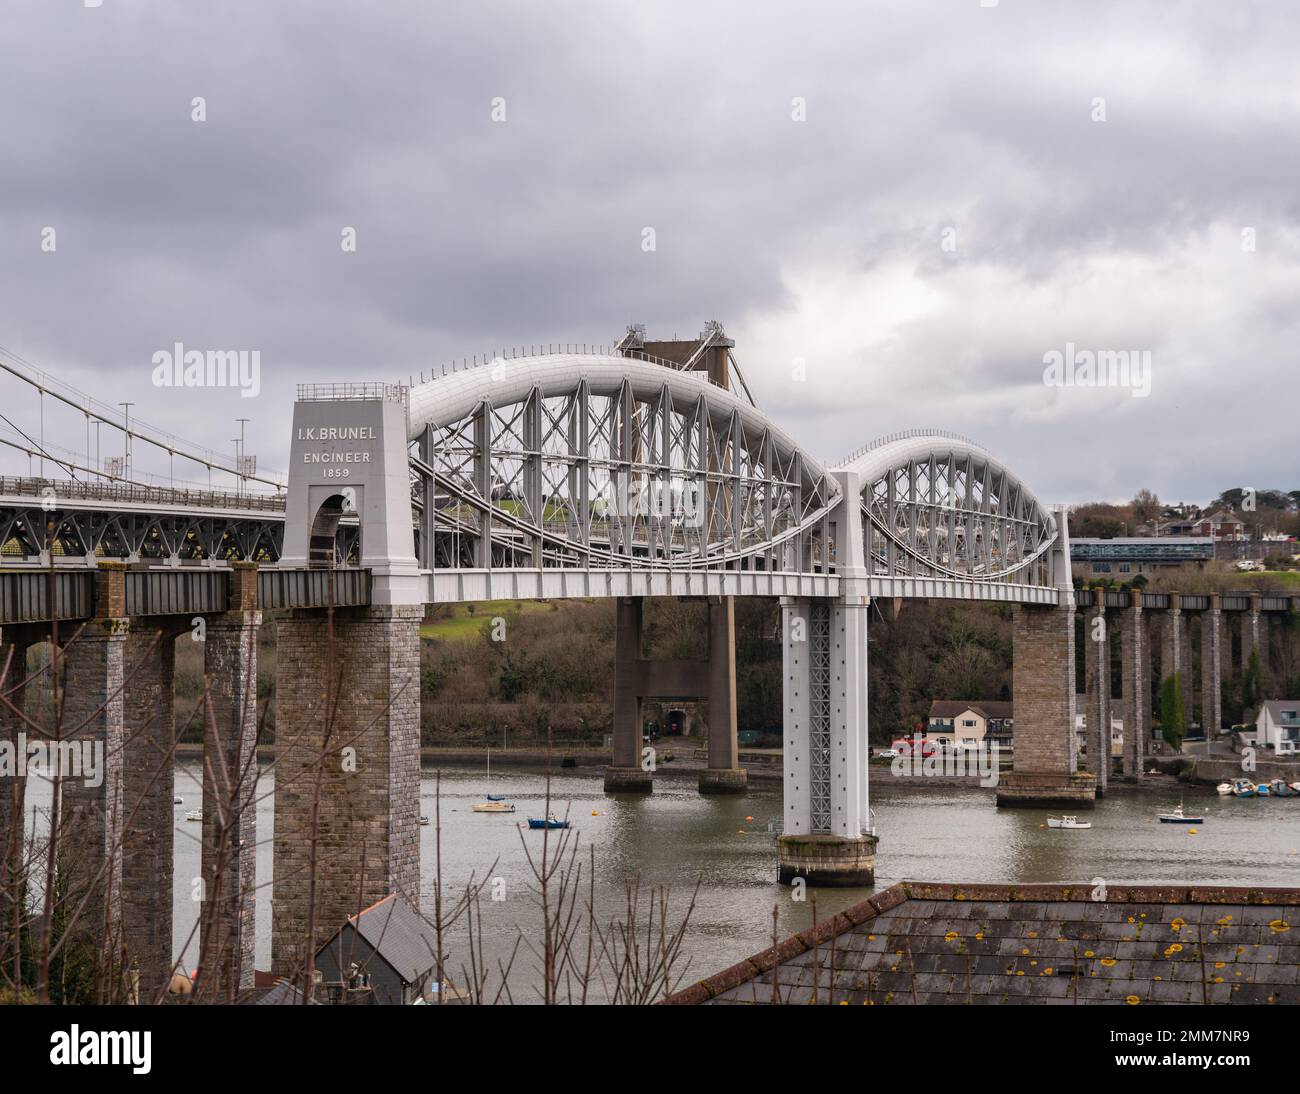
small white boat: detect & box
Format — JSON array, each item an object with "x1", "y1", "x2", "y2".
[
  {"x1": 1047, "y1": 815, "x2": 1091, "y2": 829},
  {"x1": 1157, "y1": 802, "x2": 1203, "y2": 824},
  {"x1": 472, "y1": 801, "x2": 516, "y2": 814},
  {"x1": 174, "y1": 795, "x2": 184, "y2": 805},
  {"x1": 1215, "y1": 782, "x2": 1234, "y2": 796},
  {"x1": 185, "y1": 810, "x2": 202, "y2": 822}
]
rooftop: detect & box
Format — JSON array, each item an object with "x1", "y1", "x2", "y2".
[
  {"x1": 928, "y1": 700, "x2": 1013, "y2": 720},
  {"x1": 663, "y1": 882, "x2": 1300, "y2": 1006}
]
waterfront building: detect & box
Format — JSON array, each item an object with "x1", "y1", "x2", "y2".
[
  {"x1": 1250, "y1": 701, "x2": 1300, "y2": 756},
  {"x1": 926, "y1": 700, "x2": 1013, "y2": 750}
]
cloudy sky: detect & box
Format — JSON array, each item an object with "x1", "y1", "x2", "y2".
[{"x1": 1, "y1": 0, "x2": 1296, "y2": 505}]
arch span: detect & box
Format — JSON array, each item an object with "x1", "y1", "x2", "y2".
[
  {"x1": 408, "y1": 353, "x2": 839, "y2": 578},
  {"x1": 835, "y1": 430, "x2": 1060, "y2": 588}
]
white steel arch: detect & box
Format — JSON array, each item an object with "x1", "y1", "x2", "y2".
[
  {"x1": 408, "y1": 354, "x2": 840, "y2": 598},
  {"x1": 834, "y1": 430, "x2": 1061, "y2": 593}
]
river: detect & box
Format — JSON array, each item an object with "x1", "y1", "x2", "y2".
[{"x1": 22, "y1": 764, "x2": 1300, "y2": 1000}]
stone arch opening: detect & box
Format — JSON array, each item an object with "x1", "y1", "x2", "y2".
[{"x1": 308, "y1": 493, "x2": 350, "y2": 568}]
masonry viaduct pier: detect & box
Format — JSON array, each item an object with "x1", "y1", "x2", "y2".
[{"x1": 1, "y1": 326, "x2": 1296, "y2": 995}]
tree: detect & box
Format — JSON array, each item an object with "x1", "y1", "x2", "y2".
[
  {"x1": 1130, "y1": 488, "x2": 1161, "y2": 527},
  {"x1": 1069, "y1": 502, "x2": 1125, "y2": 539},
  {"x1": 1159, "y1": 673, "x2": 1186, "y2": 749}
]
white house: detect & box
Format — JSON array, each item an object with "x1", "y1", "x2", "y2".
[
  {"x1": 1253, "y1": 702, "x2": 1300, "y2": 755},
  {"x1": 1074, "y1": 713, "x2": 1124, "y2": 756},
  {"x1": 926, "y1": 700, "x2": 1014, "y2": 750}
]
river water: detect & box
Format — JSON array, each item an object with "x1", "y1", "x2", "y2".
[{"x1": 22, "y1": 764, "x2": 1300, "y2": 999}]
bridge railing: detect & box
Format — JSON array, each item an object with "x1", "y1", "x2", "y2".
[{"x1": 0, "y1": 476, "x2": 286, "y2": 511}]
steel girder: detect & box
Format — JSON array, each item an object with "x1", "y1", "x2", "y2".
[
  {"x1": 409, "y1": 365, "x2": 837, "y2": 575},
  {"x1": 0, "y1": 504, "x2": 293, "y2": 563}
]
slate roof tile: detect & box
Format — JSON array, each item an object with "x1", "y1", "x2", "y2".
[{"x1": 671, "y1": 884, "x2": 1300, "y2": 1006}]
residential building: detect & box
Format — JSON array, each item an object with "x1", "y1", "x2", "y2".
[
  {"x1": 1252, "y1": 701, "x2": 1300, "y2": 756},
  {"x1": 1162, "y1": 508, "x2": 1246, "y2": 540},
  {"x1": 1074, "y1": 713, "x2": 1124, "y2": 756},
  {"x1": 926, "y1": 700, "x2": 1013, "y2": 749},
  {"x1": 313, "y1": 893, "x2": 441, "y2": 1005}
]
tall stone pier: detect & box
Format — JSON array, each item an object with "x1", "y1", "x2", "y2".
[
  {"x1": 1120, "y1": 588, "x2": 1148, "y2": 777},
  {"x1": 996, "y1": 602, "x2": 1094, "y2": 806},
  {"x1": 1200, "y1": 595, "x2": 1223, "y2": 736},
  {"x1": 0, "y1": 626, "x2": 34, "y2": 972},
  {"x1": 997, "y1": 506, "x2": 1094, "y2": 807},
  {"x1": 198, "y1": 562, "x2": 262, "y2": 996},
  {"x1": 271, "y1": 605, "x2": 422, "y2": 978},
  {"x1": 1082, "y1": 600, "x2": 1110, "y2": 794},
  {"x1": 120, "y1": 619, "x2": 180, "y2": 1000}
]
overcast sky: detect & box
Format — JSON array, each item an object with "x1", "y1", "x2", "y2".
[{"x1": 1, "y1": 0, "x2": 1296, "y2": 504}]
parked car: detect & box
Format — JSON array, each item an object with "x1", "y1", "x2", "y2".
[{"x1": 876, "y1": 748, "x2": 900, "y2": 759}]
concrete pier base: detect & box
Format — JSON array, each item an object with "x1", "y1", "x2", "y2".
[
  {"x1": 603, "y1": 766, "x2": 653, "y2": 793},
  {"x1": 698, "y1": 767, "x2": 747, "y2": 794},
  {"x1": 995, "y1": 771, "x2": 1097, "y2": 808},
  {"x1": 776, "y1": 833, "x2": 877, "y2": 887}
]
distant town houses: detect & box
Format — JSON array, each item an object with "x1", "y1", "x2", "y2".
[{"x1": 1159, "y1": 507, "x2": 1247, "y2": 540}]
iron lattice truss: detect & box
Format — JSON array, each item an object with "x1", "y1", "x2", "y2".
[
  {"x1": 0, "y1": 504, "x2": 358, "y2": 564},
  {"x1": 410, "y1": 377, "x2": 836, "y2": 572},
  {"x1": 860, "y1": 447, "x2": 1057, "y2": 585},
  {"x1": 808, "y1": 601, "x2": 832, "y2": 833}
]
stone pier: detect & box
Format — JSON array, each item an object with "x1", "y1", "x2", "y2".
[
  {"x1": 1200, "y1": 595, "x2": 1223, "y2": 735},
  {"x1": 59, "y1": 602, "x2": 128, "y2": 968},
  {"x1": 1120, "y1": 589, "x2": 1148, "y2": 777},
  {"x1": 996, "y1": 602, "x2": 1095, "y2": 807},
  {"x1": 1241, "y1": 592, "x2": 1263, "y2": 679},
  {"x1": 120, "y1": 620, "x2": 179, "y2": 1000},
  {"x1": 271, "y1": 605, "x2": 422, "y2": 978},
  {"x1": 0, "y1": 626, "x2": 34, "y2": 970},
  {"x1": 1082, "y1": 601, "x2": 1110, "y2": 794},
  {"x1": 1159, "y1": 594, "x2": 1185, "y2": 733},
  {"x1": 198, "y1": 562, "x2": 261, "y2": 997}
]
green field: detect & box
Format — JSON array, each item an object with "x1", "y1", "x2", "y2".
[
  {"x1": 1227, "y1": 570, "x2": 1300, "y2": 590},
  {"x1": 419, "y1": 599, "x2": 558, "y2": 642}
]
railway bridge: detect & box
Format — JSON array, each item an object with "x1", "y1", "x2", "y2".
[{"x1": 0, "y1": 327, "x2": 1294, "y2": 995}]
